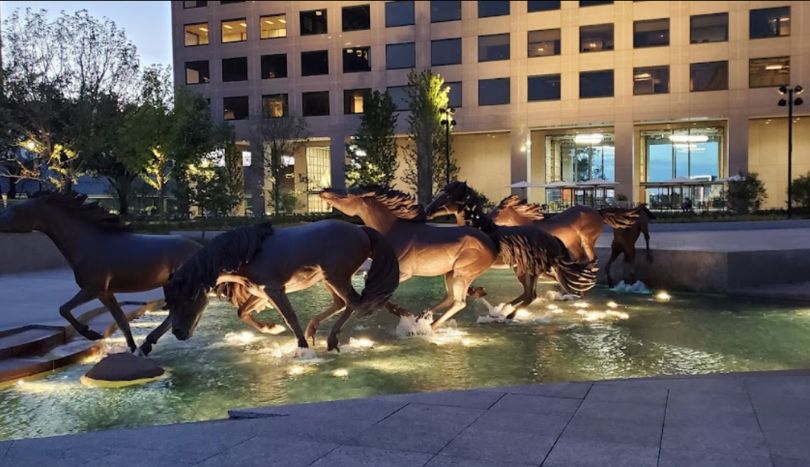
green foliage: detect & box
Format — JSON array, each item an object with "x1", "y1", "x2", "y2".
[
  {"x1": 792, "y1": 172, "x2": 810, "y2": 209},
  {"x1": 726, "y1": 172, "x2": 767, "y2": 214},
  {"x1": 222, "y1": 137, "x2": 245, "y2": 215},
  {"x1": 404, "y1": 70, "x2": 457, "y2": 202},
  {"x1": 345, "y1": 91, "x2": 399, "y2": 187},
  {"x1": 255, "y1": 114, "x2": 310, "y2": 215}
]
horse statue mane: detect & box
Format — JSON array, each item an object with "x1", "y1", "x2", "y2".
[
  {"x1": 33, "y1": 191, "x2": 131, "y2": 232},
  {"x1": 166, "y1": 223, "x2": 274, "y2": 305},
  {"x1": 350, "y1": 185, "x2": 427, "y2": 222},
  {"x1": 494, "y1": 195, "x2": 545, "y2": 221}
]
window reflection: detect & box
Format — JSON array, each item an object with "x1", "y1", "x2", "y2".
[
  {"x1": 642, "y1": 128, "x2": 722, "y2": 183},
  {"x1": 545, "y1": 132, "x2": 615, "y2": 183}
]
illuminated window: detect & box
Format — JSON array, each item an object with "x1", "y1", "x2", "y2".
[
  {"x1": 262, "y1": 94, "x2": 287, "y2": 118},
  {"x1": 185, "y1": 61, "x2": 209, "y2": 85},
  {"x1": 750, "y1": 7, "x2": 790, "y2": 39},
  {"x1": 545, "y1": 132, "x2": 615, "y2": 183},
  {"x1": 528, "y1": 29, "x2": 560, "y2": 57},
  {"x1": 633, "y1": 66, "x2": 669, "y2": 95},
  {"x1": 221, "y1": 18, "x2": 247, "y2": 43},
  {"x1": 343, "y1": 46, "x2": 371, "y2": 73},
  {"x1": 260, "y1": 14, "x2": 286, "y2": 39},
  {"x1": 223, "y1": 96, "x2": 248, "y2": 120},
  {"x1": 643, "y1": 128, "x2": 722, "y2": 182},
  {"x1": 184, "y1": 23, "x2": 209, "y2": 46},
  {"x1": 344, "y1": 89, "x2": 370, "y2": 114},
  {"x1": 301, "y1": 9, "x2": 327, "y2": 35},
  {"x1": 749, "y1": 57, "x2": 790, "y2": 88},
  {"x1": 580, "y1": 24, "x2": 613, "y2": 52}
]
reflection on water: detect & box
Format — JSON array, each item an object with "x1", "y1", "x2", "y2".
[{"x1": 2, "y1": 270, "x2": 810, "y2": 440}]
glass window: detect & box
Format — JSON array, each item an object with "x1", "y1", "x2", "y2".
[
  {"x1": 545, "y1": 132, "x2": 615, "y2": 183},
  {"x1": 528, "y1": 74, "x2": 561, "y2": 101},
  {"x1": 220, "y1": 1, "x2": 243, "y2": 4},
  {"x1": 431, "y1": 0, "x2": 461, "y2": 23},
  {"x1": 301, "y1": 50, "x2": 329, "y2": 76},
  {"x1": 386, "y1": 1, "x2": 415, "y2": 27},
  {"x1": 223, "y1": 96, "x2": 248, "y2": 120},
  {"x1": 690, "y1": 13, "x2": 728, "y2": 44},
  {"x1": 580, "y1": 24, "x2": 613, "y2": 52},
  {"x1": 690, "y1": 61, "x2": 728, "y2": 92},
  {"x1": 344, "y1": 89, "x2": 370, "y2": 114},
  {"x1": 580, "y1": 70, "x2": 613, "y2": 98},
  {"x1": 479, "y1": 1, "x2": 509, "y2": 18},
  {"x1": 386, "y1": 42, "x2": 415, "y2": 70},
  {"x1": 750, "y1": 7, "x2": 790, "y2": 39},
  {"x1": 634, "y1": 19, "x2": 669, "y2": 48},
  {"x1": 260, "y1": 14, "x2": 286, "y2": 39},
  {"x1": 302, "y1": 91, "x2": 330, "y2": 116},
  {"x1": 478, "y1": 78, "x2": 510, "y2": 105},
  {"x1": 580, "y1": 1, "x2": 612, "y2": 6},
  {"x1": 479, "y1": 33, "x2": 510, "y2": 62},
  {"x1": 387, "y1": 86, "x2": 411, "y2": 111},
  {"x1": 447, "y1": 81, "x2": 462, "y2": 108},
  {"x1": 184, "y1": 1, "x2": 207, "y2": 8},
  {"x1": 260, "y1": 54, "x2": 287, "y2": 79},
  {"x1": 262, "y1": 94, "x2": 288, "y2": 118},
  {"x1": 633, "y1": 66, "x2": 669, "y2": 95},
  {"x1": 300, "y1": 9, "x2": 327, "y2": 35},
  {"x1": 431, "y1": 38, "x2": 462, "y2": 66},
  {"x1": 343, "y1": 46, "x2": 371, "y2": 73},
  {"x1": 342, "y1": 5, "x2": 370, "y2": 31},
  {"x1": 749, "y1": 57, "x2": 790, "y2": 88},
  {"x1": 222, "y1": 57, "x2": 247, "y2": 82},
  {"x1": 528, "y1": 1, "x2": 560, "y2": 12},
  {"x1": 185, "y1": 61, "x2": 209, "y2": 85},
  {"x1": 528, "y1": 29, "x2": 560, "y2": 57},
  {"x1": 221, "y1": 18, "x2": 247, "y2": 43},
  {"x1": 642, "y1": 128, "x2": 722, "y2": 182},
  {"x1": 184, "y1": 23, "x2": 209, "y2": 46}
]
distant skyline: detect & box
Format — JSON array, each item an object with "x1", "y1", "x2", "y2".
[{"x1": 0, "y1": 1, "x2": 172, "y2": 67}]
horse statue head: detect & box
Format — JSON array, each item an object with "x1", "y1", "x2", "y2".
[
  {"x1": 424, "y1": 181, "x2": 473, "y2": 219},
  {"x1": 0, "y1": 191, "x2": 127, "y2": 233},
  {"x1": 490, "y1": 195, "x2": 545, "y2": 226},
  {"x1": 164, "y1": 271, "x2": 210, "y2": 341},
  {"x1": 321, "y1": 185, "x2": 426, "y2": 225}
]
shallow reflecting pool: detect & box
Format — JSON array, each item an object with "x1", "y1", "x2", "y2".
[{"x1": 2, "y1": 270, "x2": 810, "y2": 440}]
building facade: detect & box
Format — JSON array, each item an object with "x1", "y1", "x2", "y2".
[{"x1": 171, "y1": 0, "x2": 810, "y2": 214}]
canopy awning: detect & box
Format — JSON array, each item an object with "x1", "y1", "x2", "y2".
[
  {"x1": 510, "y1": 180, "x2": 619, "y2": 189},
  {"x1": 643, "y1": 177, "x2": 723, "y2": 186}
]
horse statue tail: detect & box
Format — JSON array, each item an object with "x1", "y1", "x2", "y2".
[
  {"x1": 353, "y1": 226, "x2": 400, "y2": 317},
  {"x1": 551, "y1": 257, "x2": 599, "y2": 296},
  {"x1": 599, "y1": 207, "x2": 641, "y2": 229}
]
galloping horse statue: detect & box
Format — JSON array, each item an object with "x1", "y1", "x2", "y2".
[
  {"x1": 0, "y1": 192, "x2": 200, "y2": 354},
  {"x1": 593, "y1": 206, "x2": 654, "y2": 287},
  {"x1": 321, "y1": 186, "x2": 596, "y2": 328},
  {"x1": 164, "y1": 220, "x2": 400, "y2": 351},
  {"x1": 426, "y1": 182, "x2": 598, "y2": 307}
]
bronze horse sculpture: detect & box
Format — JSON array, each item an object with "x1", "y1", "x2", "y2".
[
  {"x1": 321, "y1": 186, "x2": 596, "y2": 328},
  {"x1": 587, "y1": 206, "x2": 654, "y2": 287},
  {"x1": 0, "y1": 192, "x2": 200, "y2": 354},
  {"x1": 426, "y1": 182, "x2": 599, "y2": 308},
  {"x1": 164, "y1": 220, "x2": 400, "y2": 351}
]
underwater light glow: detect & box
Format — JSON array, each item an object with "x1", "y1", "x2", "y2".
[
  {"x1": 332, "y1": 369, "x2": 349, "y2": 378},
  {"x1": 656, "y1": 291, "x2": 672, "y2": 301}
]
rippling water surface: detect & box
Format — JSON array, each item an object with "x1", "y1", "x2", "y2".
[{"x1": 2, "y1": 270, "x2": 810, "y2": 440}]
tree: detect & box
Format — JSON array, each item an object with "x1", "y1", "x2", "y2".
[
  {"x1": 403, "y1": 70, "x2": 456, "y2": 202},
  {"x1": 791, "y1": 172, "x2": 810, "y2": 210},
  {"x1": 345, "y1": 90, "x2": 399, "y2": 187},
  {"x1": 255, "y1": 115, "x2": 310, "y2": 215},
  {"x1": 222, "y1": 136, "x2": 245, "y2": 215},
  {"x1": 726, "y1": 172, "x2": 767, "y2": 214}
]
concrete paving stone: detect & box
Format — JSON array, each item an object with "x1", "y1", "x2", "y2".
[
  {"x1": 560, "y1": 415, "x2": 663, "y2": 448},
  {"x1": 373, "y1": 389, "x2": 505, "y2": 410},
  {"x1": 661, "y1": 424, "x2": 769, "y2": 456},
  {"x1": 483, "y1": 382, "x2": 592, "y2": 400},
  {"x1": 746, "y1": 376, "x2": 810, "y2": 399},
  {"x1": 575, "y1": 398, "x2": 666, "y2": 424},
  {"x1": 750, "y1": 394, "x2": 810, "y2": 418},
  {"x1": 426, "y1": 454, "x2": 535, "y2": 467},
  {"x1": 667, "y1": 388, "x2": 754, "y2": 414},
  {"x1": 757, "y1": 417, "x2": 810, "y2": 461},
  {"x1": 664, "y1": 405, "x2": 761, "y2": 431},
  {"x1": 439, "y1": 425, "x2": 557, "y2": 464},
  {"x1": 773, "y1": 455, "x2": 810, "y2": 467},
  {"x1": 587, "y1": 383, "x2": 668, "y2": 406},
  {"x1": 488, "y1": 393, "x2": 582, "y2": 417},
  {"x1": 197, "y1": 435, "x2": 339, "y2": 467},
  {"x1": 657, "y1": 448, "x2": 773, "y2": 467},
  {"x1": 309, "y1": 445, "x2": 433, "y2": 467},
  {"x1": 348, "y1": 404, "x2": 483, "y2": 454},
  {"x1": 470, "y1": 409, "x2": 570, "y2": 436},
  {"x1": 4, "y1": 443, "x2": 195, "y2": 467},
  {"x1": 601, "y1": 376, "x2": 748, "y2": 395},
  {"x1": 228, "y1": 414, "x2": 378, "y2": 445},
  {"x1": 229, "y1": 397, "x2": 407, "y2": 424},
  {"x1": 542, "y1": 437, "x2": 659, "y2": 467}
]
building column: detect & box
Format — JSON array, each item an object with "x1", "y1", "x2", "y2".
[
  {"x1": 727, "y1": 114, "x2": 749, "y2": 176},
  {"x1": 247, "y1": 137, "x2": 266, "y2": 217},
  {"x1": 329, "y1": 132, "x2": 347, "y2": 190},
  {"x1": 613, "y1": 120, "x2": 636, "y2": 206},
  {"x1": 510, "y1": 124, "x2": 530, "y2": 198}
]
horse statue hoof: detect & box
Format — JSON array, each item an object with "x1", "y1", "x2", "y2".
[
  {"x1": 84, "y1": 328, "x2": 104, "y2": 341},
  {"x1": 135, "y1": 344, "x2": 151, "y2": 357},
  {"x1": 327, "y1": 335, "x2": 340, "y2": 352}
]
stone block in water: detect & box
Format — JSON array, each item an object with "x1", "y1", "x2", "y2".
[{"x1": 80, "y1": 352, "x2": 165, "y2": 388}]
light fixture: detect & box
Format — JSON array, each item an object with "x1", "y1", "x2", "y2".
[
  {"x1": 765, "y1": 65, "x2": 784, "y2": 70},
  {"x1": 796, "y1": 97, "x2": 804, "y2": 106},
  {"x1": 574, "y1": 133, "x2": 604, "y2": 145},
  {"x1": 796, "y1": 85, "x2": 804, "y2": 95},
  {"x1": 264, "y1": 20, "x2": 273, "y2": 24},
  {"x1": 223, "y1": 24, "x2": 233, "y2": 29},
  {"x1": 634, "y1": 72, "x2": 652, "y2": 81},
  {"x1": 239, "y1": 22, "x2": 246, "y2": 27},
  {"x1": 778, "y1": 98, "x2": 787, "y2": 107},
  {"x1": 199, "y1": 27, "x2": 208, "y2": 32},
  {"x1": 669, "y1": 134, "x2": 708, "y2": 143},
  {"x1": 315, "y1": 10, "x2": 323, "y2": 16},
  {"x1": 778, "y1": 85, "x2": 788, "y2": 95},
  {"x1": 279, "y1": 18, "x2": 286, "y2": 24}
]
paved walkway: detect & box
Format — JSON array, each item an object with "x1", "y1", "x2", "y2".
[{"x1": 1, "y1": 369, "x2": 808, "y2": 466}]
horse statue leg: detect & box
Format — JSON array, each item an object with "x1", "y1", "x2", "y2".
[
  {"x1": 138, "y1": 315, "x2": 172, "y2": 356},
  {"x1": 604, "y1": 246, "x2": 621, "y2": 289},
  {"x1": 327, "y1": 307, "x2": 354, "y2": 352},
  {"x1": 59, "y1": 288, "x2": 104, "y2": 341},
  {"x1": 643, "y1": 225, "x2": 653, "y2": 263},
  {"x1": 237, "y1": 294, "x2": 285, "y2": 334},
  {"x1": 264, "y1": 287, "x2": 308, "y2": 349},
  {"x1": 98, "y1": 293, "x2": 138, "y2": 352},
  {"x1": 305, "y1": 284, "x2": 346, "y2": 345},
  {"x1": 431, "y1": 274, "x2": 471, "y2": 329}
]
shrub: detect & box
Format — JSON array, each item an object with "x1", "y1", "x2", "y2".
[
  {"x1": 726, "y1": 172, "x2": 767, "y2": 214},
  {"x1": 792, "y1": 172, "x2": 810, "y2": 209}
]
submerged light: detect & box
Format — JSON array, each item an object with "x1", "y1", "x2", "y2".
[
  {"x1": 607, "y1": 301, "x2": 619, "y2": 309},
  {"x1": 656, "y1": 291, "x2": 672, "y2": 301},
  {"x1": 332, "y1": 369, "x2": 349, "y2": 378}
]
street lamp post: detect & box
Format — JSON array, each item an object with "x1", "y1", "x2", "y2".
[
  {"x1": 440, "y1": 107, "x2": 456, "y2": 186},
  {"x1": 778, "y1": 85, "x2": 804, "y2": 219}
]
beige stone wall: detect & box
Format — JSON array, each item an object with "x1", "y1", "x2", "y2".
[
  {"x1": 453, "y1": 132, "x2": 512, "y2": 204},
  {"x1": 748, "y1": 117, "x2": 810, "y2": 209}
]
